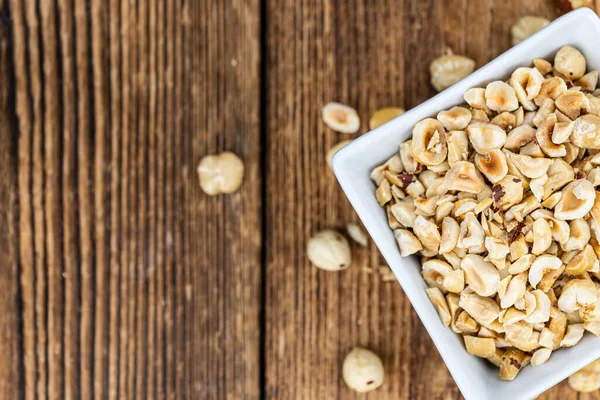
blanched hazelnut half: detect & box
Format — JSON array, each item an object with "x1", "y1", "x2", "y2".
[
  {"x1": 370, "y1": 154, "x2": 403, "y2": 185},
  {"x1": 459, "y1": 292, "x2": 500, "y2": 325},
  {"x1": 560, "y1": 324, "x2": 585, "y2": 347},
  {"x1": 529, "y1": 255, "x2": 563, "y2": 289},
  {"x1": 464, "y1": 336, "x2": 496, "y2": 358},
  {"x1": 499, "y1": 273, "x2": 527, "y2": 309},
  {"x1": 474, "y1": 150, "x2": 508, "y2": 184},
  {"x1": 552, "y1": 121, "x2": 575, "y2": 145},
  {"x1": 342, "y1": 347, "x2": 385, "y2": 393},
  {"x1": 446, "y1": 130, "x2": 470, "y2": 166},
  {"x1": 464, "y1": 88, "x2": 487, "y2": 110},
  {"x1": 486, "y1": 81, "x2": 519, "y2": 112},
  {"x1": 543, "y1": 159, "x2": 574, "y2": 199},
  {"x1": 504, "y1": 125, "x2": 536, "y2": 150},
  {"x1": 492, "y1": 175, "x2": 524, "y2": 211},
  {"x1": 563, "y1": 219, "x2": 591, "y2": 251},
  {"x1": 444, "y1": 161, "x2": 486, "y2": 193},
  {"x1": 307, "y1": 230, "x2": 352, "y2": 271},
  {"x1": 525, "y1": 290, "x2": 551, "y2": 324},
  {"x1": 572, "y1": 114, "x2": 600, "y2": 149},
  {"x1": 536, "y1": 113, "x2": 567, "y2": 158},
  {"x1": 461, "y1": 254, "x2": 500, "y2": 297},
  {"x1": 439, "y1": 217, "x2": 460, "y2": 254},
  {"x1": 568, "y1": 369, "x2": 600, "y2": 393},
  {"x1": 426, "y1": 287, "x2": 452, "y2": 326},
  {"x1": 322, "y1": 102, "x2": 361, "y2": 134},
  {"x1": 554, "y1": 45, "x2": 586, "y2": 81},
  {"x1": 430, "y1": 55, "x2": 476, "y2": 92},
  {"x1": 413, "y1": 216, "x2": 441, "y2": 252},
  {"x1": 394, "y1": 229, "x2": 423, "y2": 257},
  {"x1": 532, "y1": 217, "x2": 552, "y2": 255},
  {"x1": 575, "y1": 70, "x2": 599, "y2": 92},
  {"x1": 467, "y1": 122, "x2": 507, "y2": 154},
  {"x1": 411, "y1": 118, "x2": 448, "y2": 166},
  {"x1": 509, "y1": 153, "x2": 552, "y2": 179},
  {"x1": 400, "y1": 140, "x2": 421, "y2": 174},
  {"x1": 511, "y1": 16, "x2": 550, "y2": 46},
  {"x1": 555, "y1": 91, "x2": 590, "y2": 120},
  {"x1": 554, "y1": 179, "x2": 596, "y2": 220},
  {"x1": 390, "y1": 200, "x2": 417, "y2": 228},
  {"x1": 558, "y1": 279, "x2": 597, "y2": 313},
  {"x1": 457, "y1": 212, "x2": 485, "y2": 249},
  {"x1": 565, "y1": 244, "x2": 597, "y2": 276},
  {"x1": 437, "y1": 107, "x2": 472, "y2": 131},
  {"x1": 510, "y1": 68, "x2": 540, "y2": 111},
  {"x1": 533, "y1": 58, "x2": 553, "y2": 75},
  {"x1": 535, "y1": 77, "x2": 568, "y2": 106}
]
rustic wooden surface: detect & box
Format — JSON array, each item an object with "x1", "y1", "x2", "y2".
[{"x1": 0, "y1": 0, "x2": 598, "y2": 399}]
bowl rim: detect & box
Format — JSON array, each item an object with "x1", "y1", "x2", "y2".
[{"x1": 333, "y1": 8, "x2": 600, "y2": 400}]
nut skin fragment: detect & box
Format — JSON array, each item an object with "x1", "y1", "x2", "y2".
[
  {"x1": 554, "y1": 45, "x2": 587, "y2": 81},
  {"x1": 464, "y1": 336, "x2": 496, "y2": 358},
  {"x1": 429, "y1": 55, "x2": 475, "y2": 92},
  {"x1": 369, "y1": 107, "x2": 405, "y2": 130},
  {"x1": 198, "y1": 152, "x2": 245, "y2": 195},
  {"x1": 322, "y1": 102, "x2": 361, "y2": 134},
  {"x1": 499, "y1": 348, "x2": 530, "y2": 381},
  {"x1": 307, "y1": 230, "x2": 352, "y2": 272},
  {"x1": 342, "y1": 347, "x2": 385, "y2": 393}
]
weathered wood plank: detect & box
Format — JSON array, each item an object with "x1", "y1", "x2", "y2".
[
  {"x1": 264, "y1": 1, "x2": 580, "y2": 399},
  {"x1": 8, "y1": 0, "x2": 262, "y2": 398}
]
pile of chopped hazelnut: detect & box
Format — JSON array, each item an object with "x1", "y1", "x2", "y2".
[{"x1": 372, "y1": 45, "x2": 600, "y2": 381}]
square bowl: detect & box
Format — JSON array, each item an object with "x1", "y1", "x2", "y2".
[{"x1": 332, "y1": 8, "x2": 600, "y2": 400}]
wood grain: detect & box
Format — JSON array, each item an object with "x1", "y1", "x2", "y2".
[
  {"x1": 0, "y1": 0, "x2": 599, "y2": 399},
  {"x1": 7, "y1": 0, "x2": 262, "y2": 399},
  {"x1": 263, "y1": 1, "x2": 592, "y2": 399}
]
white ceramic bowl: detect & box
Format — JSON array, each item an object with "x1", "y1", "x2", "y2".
[{"x1": 333, "y1": 8, "x2": 600, "y2": 400}]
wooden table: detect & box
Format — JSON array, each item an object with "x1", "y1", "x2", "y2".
[{"x1": 0, "y1": 0, "x2": 598, "y2": 398}]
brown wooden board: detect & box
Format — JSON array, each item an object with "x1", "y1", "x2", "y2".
[
  {"x1": 0, "y1": 0, "x2": 599, "y2": 399},
  {"x1": 6, "y1": 0, "x2": 262, "y2": 398},
  {"x1": 263, "y1": 1, "x2": 592, "y2": 399}
]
